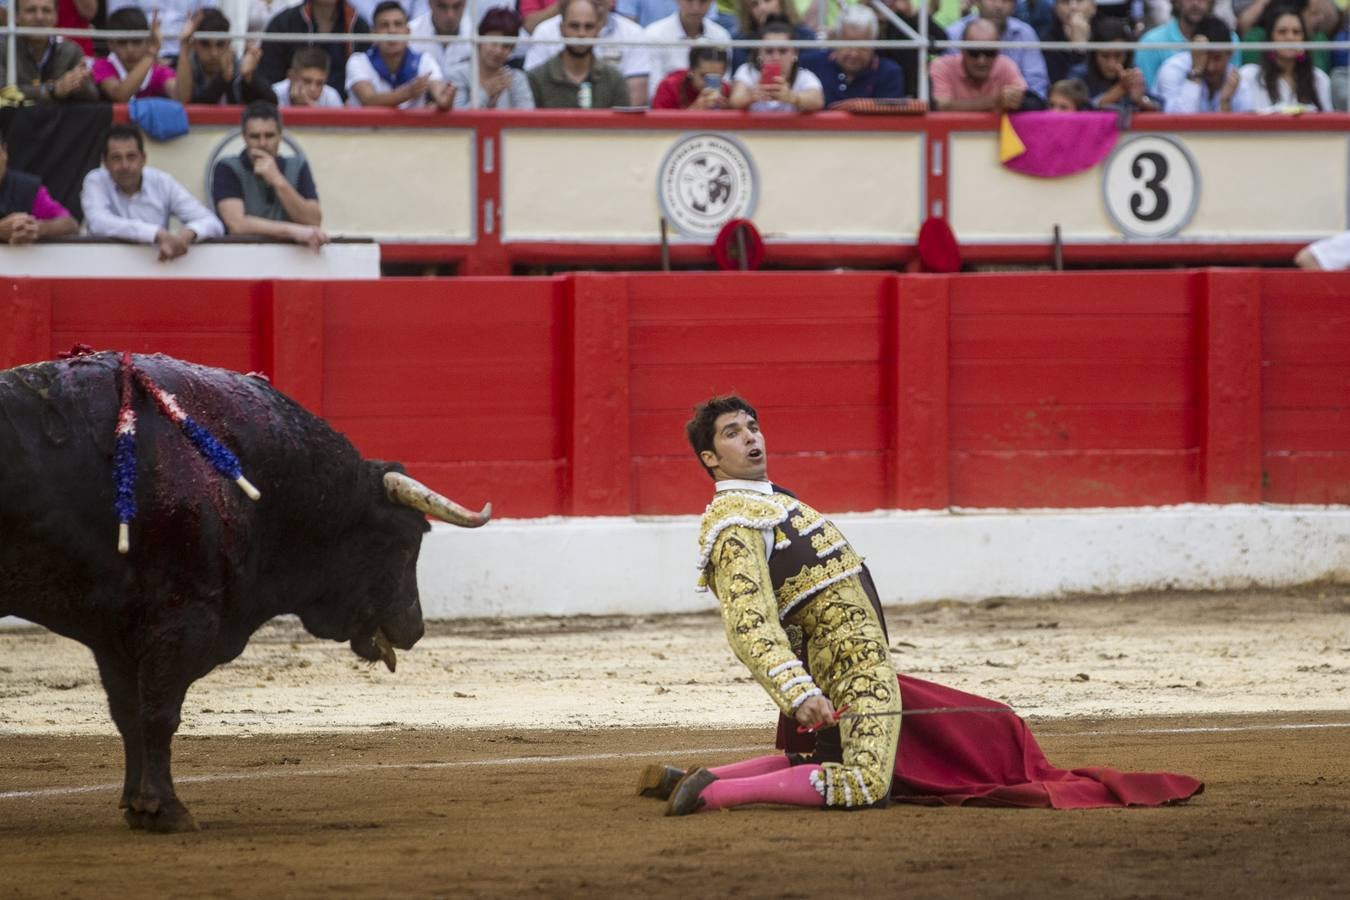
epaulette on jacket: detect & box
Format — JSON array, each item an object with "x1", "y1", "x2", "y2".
[{"x1": 695, "y1": 490, "x2": 797, "y2": 589}]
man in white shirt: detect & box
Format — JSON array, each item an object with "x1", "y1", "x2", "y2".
[
  {"x1": 523, "y1": 0, "x2": 648, "y2": 105},
  {"x1": 81, "y1": 123, "x2": 224, "y2": 262},
  {"x1": 641, "y1": 0, "x2": 730, "y2": 101},
  {"x1": 273, "y1": 46, "x2": 346, "y2": 106},
  {"x1": 346, "y1": 0, "x2": 454, "y2": 108},
  {"x1": 1155, "y1": 16, "x2": 1253, "y2": 112}
]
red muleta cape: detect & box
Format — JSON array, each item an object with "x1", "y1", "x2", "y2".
[{"x1": 778, "y1": 675, "x2": 1204, "y2": 809}]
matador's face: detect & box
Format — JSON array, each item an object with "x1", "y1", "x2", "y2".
[{"x1": 703, "y1": 410, "x2": 768, "y2": 482}]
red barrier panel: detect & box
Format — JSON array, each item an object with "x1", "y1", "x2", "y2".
[{"x1": 2, "y1": 270, "x2": 1345, "y2": 514}]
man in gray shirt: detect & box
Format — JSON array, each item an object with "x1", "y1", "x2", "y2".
[
  {"x1": 211, "y1": 101, "x2": 328, "y2": 250},
  {"x1": 0, "y1": 0, "x2": 99, "y2": 103},
  {"x1": 81, "y1": 124, "x2": 224, "y2": 262},
  {"x1": 527, "y1": 0, "x2": 628, "y2": 108}
]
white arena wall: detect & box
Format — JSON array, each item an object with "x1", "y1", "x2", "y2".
[
  {"x1": 417, "y1": 505, "x2": 1350, "y2": 618},
  {"x1": 3, "y1": 506, "x2": 1348, "y2": 630}
]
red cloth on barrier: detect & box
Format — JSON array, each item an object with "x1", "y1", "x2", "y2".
[
  {"x1": 1000, "y1": 111, "x2": 1120, "y2": 178},
  {"x1": 891, "y1": 674, "x2": 1203, "y2": 808},
  {"x1": 777, "y1": 675, "x2": 1204, "y2": 809}
]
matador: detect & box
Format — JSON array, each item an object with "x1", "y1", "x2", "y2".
[{"x1": 646, "y1": 395, "x2": 1204, "y2": 816}]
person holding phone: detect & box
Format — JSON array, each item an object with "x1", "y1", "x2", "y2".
[
  {"x1": 651, "y1": 44, "x2": 733, "y2": 108},
  {"x1": 730, "y1": 17, "x2": 825, "y2": 111}
]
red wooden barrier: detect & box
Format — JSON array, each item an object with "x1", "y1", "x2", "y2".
[{"x1": 1, "y1": 270, "x2": 1345, "y2": 514}]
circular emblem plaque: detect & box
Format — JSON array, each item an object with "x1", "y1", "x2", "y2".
[
  {"x1": 658, "y1": 133, "x2": 758, "y2": 239},
  {"x1": 1102, "y1": 135, "x2": 1199, "y2": 239}
]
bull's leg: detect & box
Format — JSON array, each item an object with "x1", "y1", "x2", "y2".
[
  {"x1": 129, "y1": 639, "x2": 204, "y2": 834},
  {"x1": 93, "y1": 652, "x2": 147, "y2": 829}
]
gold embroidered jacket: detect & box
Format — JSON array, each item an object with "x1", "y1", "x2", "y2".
[{"x1": 696, "y1": 489, "x2": 865, "y2": 718}]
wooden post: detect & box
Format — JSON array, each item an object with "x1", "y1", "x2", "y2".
[
  {"x1": 261, "y1": 281, "x2": 326, "y2": 415},
  {"x1": 1199, "y1": 269, "x2": 1262, "y2": 503},
  {"x1": 566, "y1": 273, "x2": 631, "y2": 516},
  {"x1": 889, "y1": 274, "x2": 950, "y2": 510}
]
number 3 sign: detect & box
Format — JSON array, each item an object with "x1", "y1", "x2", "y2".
[{"x1": 1102, "y1": 135, "x2": 1199, "y2": 239}]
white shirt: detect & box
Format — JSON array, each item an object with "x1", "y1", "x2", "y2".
[
  {"x1": 1238, "y1": 63, "x2": 1332, "y2": 114},
  {"x1": 409, "y1": 0, "x2": 518, "y2": 72},
  {"x1": 107, "y1": 0, "x2": 219, "y2": 58},
  {"x1": 345, "y1": 49, "x2": 444, "y2": 107},
  {"x1": 523, "y1": 12, "x2": 649, "y2": 79},
  {"x1": 81, "y1": 166, "x2": 224, "y2": 244},
  {"x1": 1304, "y1": 231, "x2": 1350, "y2": 271},
  {"x1": 641, "y1": 12, "x2": 730, "y2": 100},
  {"x1": 272, "y1": 77, "x2": 345, "y2": 107},
  {"x1": 1155, "y1": 51, "x2": 1254, "y2": 113},
  {"x1": 714, "y1": 478, "x2": 776, "y2": 558}
]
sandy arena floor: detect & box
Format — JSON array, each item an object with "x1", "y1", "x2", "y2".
[{"x1": 1, "y1": 586, "x2": 1348, "y2": 898}]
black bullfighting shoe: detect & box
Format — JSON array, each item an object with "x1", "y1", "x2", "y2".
[
  {"x1": 665, "y1": 767, "x2": 718, "y2": 816},
  {"x1": 637, "y1": 764, "x2": 687, "y2": 800}
]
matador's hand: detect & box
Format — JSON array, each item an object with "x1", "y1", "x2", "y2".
[{"x1": 794, "y1": 695, "x2": 837, "y2": 731}]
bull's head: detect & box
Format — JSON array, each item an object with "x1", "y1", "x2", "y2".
[{"x1": 346, "y1": 471, "x2": 491, "y2": 672}]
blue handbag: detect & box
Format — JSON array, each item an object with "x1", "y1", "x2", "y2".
[{"x1": 128, "y1": 97, "x2": 190, "y2": 141}]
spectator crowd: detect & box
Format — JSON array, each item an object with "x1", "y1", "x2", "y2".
[
  {"x1": 2, "y1": 0, "x2": 1343, "y2": 112},
  {"x1": 0, "y1": 0, "x2": 1346, "y2": 268},
  {"x1": 0, "y1": 101, "x2": 328, "y2": 254}
]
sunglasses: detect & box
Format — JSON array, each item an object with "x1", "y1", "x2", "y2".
[
  {"x1": 962, "y1": 48, "x2": 998, "y2": 59},
  {"x1": 198, "y1": 39, "x2": 230, "y2": 49}
]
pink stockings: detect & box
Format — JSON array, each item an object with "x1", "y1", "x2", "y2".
[{"x1": 700, "y1": 755, "x2": 825, "y2": 811}]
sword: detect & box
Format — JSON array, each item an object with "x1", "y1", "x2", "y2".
[{"x1": 798, "y1": 704, "x2": 1017, "y2": 733}]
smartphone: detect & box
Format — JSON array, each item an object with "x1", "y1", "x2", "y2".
[
  {"x1": 703, "y1": 73, "x2": 723, "y2": 93},
  {"x1": 761, "y1": 62, "x2": 781, "y2": 84}
]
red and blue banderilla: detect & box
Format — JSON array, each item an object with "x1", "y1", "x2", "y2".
[{"x1": 113, "y1": 351, "x2": 261, "y2": 554}]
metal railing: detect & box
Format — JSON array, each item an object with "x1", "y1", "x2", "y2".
[{"x1": 6, "y1": 13, "x2": 1349, "y2": 109}]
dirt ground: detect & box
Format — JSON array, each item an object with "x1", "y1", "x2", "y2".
[{"x1": 2, "y1": 586, "x2": 1349, "y2": 898}]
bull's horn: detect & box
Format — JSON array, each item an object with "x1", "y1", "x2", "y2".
[{"x1": 383, "y1": 472, "x2": 491, "y2": 528}]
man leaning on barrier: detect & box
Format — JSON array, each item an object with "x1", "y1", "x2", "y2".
[
  {"x1": 176, "y1": 9, "x2": 279, "y2": 105},
  {"x1": 0, "y1": 134, "x2": 77, "y2": 244},
  {"x1": 211, "y1": 101, "x2": 329, "y2": 251},
  {"x1": 82, "y1": 123, "x2": 224, "y2": 261},
  {"x1": 930, "y1": 16, "x2": 1041, "y2": 110},
  {"x1": 523, "y1": 0, "x2": 651, "y2": 106},
  {"x1": 346, "y1": 0, "x2": 455, "y2": 109},
  {"x1": 801, "y1": 4, "x2": 906, "y2": 103},
  {"x1": 274, "y1": 46, "x2": 346, "y2": 106},
  {"x1": 0, "y1": 0, "x2": 99, "y2": 103},
  {"x1": 260, "y1": 0, "x2": 373, "y2": 102},
  {"x1": 1154, "y1": 14, "x2": 1253, "y2": 111},
  {"x1": 527, "y1": 0, "x2": 629, "y2": 108},
  {"x1": 945, "y1": 0, "x2": 1050, "y2": 98}
]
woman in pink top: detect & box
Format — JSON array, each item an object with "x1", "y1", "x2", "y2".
[{"x1": 93, "y1": 7, "x2": 179, "y2": 101}]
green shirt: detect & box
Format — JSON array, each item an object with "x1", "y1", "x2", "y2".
[
  {"x1": 1241, "y1": 28, "x2": 1331, "y2": 72},
  {"x1": 526, "y1": 54, "x2": 628, "y2": 109}
]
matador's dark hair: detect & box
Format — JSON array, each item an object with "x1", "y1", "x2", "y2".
[{"x1": 685, "y1": 395, "x2": 758, "y2": 481}]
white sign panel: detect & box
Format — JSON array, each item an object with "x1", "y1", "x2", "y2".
[{"x1": 1102, "y1": 135, "x2": 1200, "y2": 239}]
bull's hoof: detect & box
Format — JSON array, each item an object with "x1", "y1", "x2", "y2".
[{"x1": 125, "y1": 799, "x2": 199, "y2": 833}]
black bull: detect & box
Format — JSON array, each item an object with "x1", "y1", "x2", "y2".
[{"x1": 0, "y1": 353, "x2": 489, "y2": 832}]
